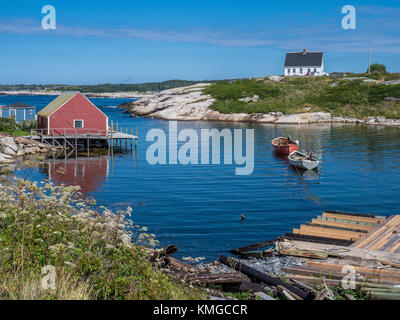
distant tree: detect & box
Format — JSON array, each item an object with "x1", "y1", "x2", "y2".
[{"x1": 369, "y1": 63, "x2": 387, "y2": 73}]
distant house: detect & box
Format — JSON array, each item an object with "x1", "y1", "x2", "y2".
[
  {"x1": 37, "y1": 92, "x2": 109, "y2": 136},
  {"x1": 284, "y1": 49, "x2": 325, "y2": 77},
  {"x1": 0, "y1": 103, "x2": 36, "y2": 122}
]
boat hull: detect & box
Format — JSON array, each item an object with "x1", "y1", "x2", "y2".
[
  {"x1": 272, "y1": 137, "x2": 299, "y2": 155},
  {"x1": 288, "y1": 151, "x2": 320, "y2": 170}
]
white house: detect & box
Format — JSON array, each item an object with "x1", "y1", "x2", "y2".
[{"x1": 284, "y1": 49, "x2": 325, "y2": 77}]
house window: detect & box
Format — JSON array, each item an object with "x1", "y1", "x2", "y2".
[
  {"x1": 29, "y1": 109, "x2": 33, "y2": 115},
  {"x1": 300, "y1": 68, "x2": 303, "y2": 73},
  {"x1": 308, "y1": 69, "x2": 311, "y2": 73},
  {"x1": 287, "y1": 68, "x2": 290, "y2": 74},
  {"x1": 314, "y1": 68, "x2": 318, "y2": 73},
  {"x1": 74, "y1": 120, "x2": 84, "y2": 128},
  {"x1": 292, "y1": 69, "x2": 295, "y2": 73}
]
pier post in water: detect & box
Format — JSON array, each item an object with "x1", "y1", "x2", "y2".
[
  {"x1": 135, "y1": 126, "x2": 138, "y2": 149},
  {"x1": 110, "y1": 120, "x2": 114, "y2": 149},
  {"x1": 130, "y1": 128, "x2": 133, "y2": 151},
  {"x1": 125, "y1": 128, "x2": 128, "y2": 151}
]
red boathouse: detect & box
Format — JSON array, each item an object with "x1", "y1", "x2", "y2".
[{"x1": 37, "y1": 92, "x2": 109, "y2": 136}]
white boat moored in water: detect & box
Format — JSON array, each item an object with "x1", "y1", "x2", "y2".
[{"x1": 288, "y1": 151, "x2": 320, "y2": 170}]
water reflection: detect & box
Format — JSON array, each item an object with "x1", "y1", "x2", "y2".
[{"x1": 41, "y1": 155, "x2": 109, "y2": 193}]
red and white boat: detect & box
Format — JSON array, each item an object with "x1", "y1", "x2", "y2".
[{"x1": 271, "y1": 137, "x2": 299, "y2": 155}]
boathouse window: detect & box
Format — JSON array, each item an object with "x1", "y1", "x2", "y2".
[{"x1": 74, "y1": 120, "x2": 84, "y2": 128}]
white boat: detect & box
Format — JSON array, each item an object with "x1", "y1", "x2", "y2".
[{"x1": 288, "y1": 151, "x2": 320, "y2": 170}]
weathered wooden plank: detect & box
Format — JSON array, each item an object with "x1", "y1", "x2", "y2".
[
  {"x1": 324, "y1": 210, "x2": 377, "y2": 219},
  {"x1": 352, "y1": 221, "x2": 390, "y2": 248},
  {"x1": 318, "y1": 215, "x2": 380, "y2": 227},
  {"x1": 368, "y1": 226, "x2": 399, "y2": 251},
  {"x1": 278, "y1": 247, "x2": 328, "y2": 260},
  {"x1": 389, "y1": 241, "x2": 400, "y2": 253},
  {"x1": 307, "y1": 222, "x2": 370, "y2": 234},
  {"x1": 293, "y1": 228, "x2": 361, "y2": 241},
  {"x1": 299, "y1": 225, "x2": 364, "y2": 239},
  {"x1": 306, "y1": 261, "x2": 400, "y2": 278},
  {"x1": 322, "y1": 212, "x2": 383, "y2": 224},
  {"x1": 284, "y1": 233, "x2": 354, "y2": 246},
  {"x1": 230, "y1": 238, "x2": 279, "y2": 255},
  {"x1": 310, "y1": 218, "x2": 375, "y2": 232},
  {"x1": 286, "y1": 275, "x2": 395, "y2": 287}
]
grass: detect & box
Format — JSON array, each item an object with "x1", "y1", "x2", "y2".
[
  {"x1": 204, "y1": 73, "x2": 400, "y2": 119},
  {"x1": 0, "y1": 173, "x2": 206, "y2": 300}
]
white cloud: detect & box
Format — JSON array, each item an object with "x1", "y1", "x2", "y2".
[{"x1": 0, "y1": 11, "x2": 399, "y2": 54}]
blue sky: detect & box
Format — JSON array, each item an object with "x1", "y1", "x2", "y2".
[{"x1": 0, "y1": 0, "x2": 399, "y2": 84}]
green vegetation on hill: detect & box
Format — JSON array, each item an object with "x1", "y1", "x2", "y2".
[
  {"x1": 204, "y1": 73, "x2": 400, "y2": 119},
  {"x1": 0, "y1": 177, "x2": 205, "y2": 300},
  {"x1": 0, "y1": 80, "x2": 211, "y2": 93},
  {"x1": 0, "y1": 118, "x2": 36, "y2": 136}
]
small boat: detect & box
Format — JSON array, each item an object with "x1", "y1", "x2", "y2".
[
  {"x1": 288, "y1": 151, "x2": 320, "y2": 170},
  {"x1": 271, "y1": 137, "x2": 299, "y2": 155}
]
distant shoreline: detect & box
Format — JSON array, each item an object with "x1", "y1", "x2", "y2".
[{"x1": 0, "y1": 90, "x2": 148, "y2": 99}]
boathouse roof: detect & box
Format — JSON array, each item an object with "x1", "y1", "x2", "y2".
[
  {"x1": 284, "y1": 51, "x2": 323, "y2": 67},
  {"x1": 37, "y1": 92, "x2": 76, "y2": 117}
]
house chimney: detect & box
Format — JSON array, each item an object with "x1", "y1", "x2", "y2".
[{"x1": 303, "y1": 48, "x2": 306, "y2": 55}]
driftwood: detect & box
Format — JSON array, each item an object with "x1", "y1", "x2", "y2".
[
  {"x1": 148, "y1": 244, "x2": 179, "y2": 263},
  {"x1": 231, "y1": 250, "x2": 273, "y2": 259},
  {"x1": 230, "y1": 238, "x2": 280, "y2": 255},
  {"x1": 277, "y1": 285, "x2": 297, "y2": 300},
  {"x1": 219, "y1": 255, "x2": 314, "y2": 300},
  {"x1": 278, "y1": 247, "x2": 329, "y2": 260},
  {"x1": 289, "y1": 278, "x2": 319, "y2": 296}
]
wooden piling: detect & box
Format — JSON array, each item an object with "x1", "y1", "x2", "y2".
[
  {"x1": 130, "y1": 128, "x2": 133, "y2": 150},
  {"x1": 125, "y1": 128, "x2": 128, "y2": 150},
  {"x1": 110, "y1": 120, "x2": 114, "y2": 149},
  {"x1": 135, "y1": 126, "x2": 138, "y2": 148}
]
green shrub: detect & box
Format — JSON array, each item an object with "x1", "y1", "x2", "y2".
[
  {"x1": 369, "y1": 63, "x2": 387, "y2": 74},
  {"x1": 0, "y1": 176, "x2": 204, "y2": 300}
]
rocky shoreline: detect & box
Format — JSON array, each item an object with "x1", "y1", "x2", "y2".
[
  {"x1": 0, "y1": 134, "x2": 61, "y2": 172},
  {"x1": 118, "y1": 83, "x2": 400, "y2": 127}
]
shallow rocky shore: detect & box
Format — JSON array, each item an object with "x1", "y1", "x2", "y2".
[
  {"x1": 0, "y1": 135, "x2": 60, "y2": 172},
  {"x1": 119, "y1": 84, "x2": 400, "y2": 127}
]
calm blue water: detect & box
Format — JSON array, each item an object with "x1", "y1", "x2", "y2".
[{"x1": 2, "y1": 95, "x2": 400, "y2": 261}]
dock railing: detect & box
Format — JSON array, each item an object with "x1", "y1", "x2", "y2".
[{"x1": 31, "y1": 128, "x2": 107, "y2": 137}]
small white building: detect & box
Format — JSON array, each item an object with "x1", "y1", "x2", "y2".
[{"x1": 284, "y1": 49, "x2": 325, "y2": 77}]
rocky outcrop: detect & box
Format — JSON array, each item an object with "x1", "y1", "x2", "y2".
[
  {"x1": 119, "y1": 84, "x2": 333, "y2": 124},
  {"x1": 0, "y1": 134, "x2": 58, "y2": 166},
  {"x1": 118, "y1": 84, "x2": 400, "y2": 127}
]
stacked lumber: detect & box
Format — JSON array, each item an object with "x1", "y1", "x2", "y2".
[
  {"x1": 352, "y1": 215, "x2": 400, "y2": 253},
  {"x1": 282, "y1": 260, "x2": 400, "y2": 289},
  {"x1": 292, "y1": 211, "x2": 383, "y2": 243}
]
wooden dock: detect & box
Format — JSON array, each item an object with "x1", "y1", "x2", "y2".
[
  {"x1": 229, "y1": 210, "x2": 400, "y2": 299},
  {"x1": 27, "y1": 126, "x2": 137, "y2": 151}
]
